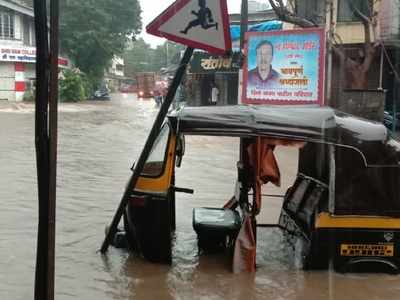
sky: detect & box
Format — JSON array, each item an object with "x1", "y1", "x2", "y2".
[{"x1": 138, "y1": 0, "x2": 243, "y2": 48}]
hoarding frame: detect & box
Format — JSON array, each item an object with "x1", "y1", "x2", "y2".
[{"x1": 242, "y1": 28, "x2": 326, "y2": 105}]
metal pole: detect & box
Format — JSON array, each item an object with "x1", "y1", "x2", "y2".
[
  {"x1": 166, "y1": 41, "x2": 169, "y2": 67},
  {"x1": 379, "y1": 44, "x2": 384, "y2": 90},
  {"x1": 239, "y1": 0, "x2": 248, "y2": 52},
  {"x1": 239, "y1": 0, "x2": 248, "y2": 182},
  {"x1": 101, "y1": 47, "x2": 194, "y2": 254},
  {"x1": 237, "y1": 0, "x2": 248, "y2": 106},
  {"x1": 393, "y1": 48, "x2": 400, "y2": 133},
  {"x1": 239, "y1": 0, "x2": 248, "y2": 154},
  {"x1": 34, "y1": 0, "x2": 50, "y2": 299},
  {"x1": 325, "y1": 0, "x2": 333, "y2": 106},
  {"x1": 47, "y1": 0, "x2": 59, "y2": 299}
]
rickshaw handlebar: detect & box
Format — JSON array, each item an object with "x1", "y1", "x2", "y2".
[{"x1": 173, "y1": 186, "x2": 194, "y2": 194}]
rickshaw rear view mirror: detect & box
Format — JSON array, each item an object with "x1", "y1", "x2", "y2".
[{"x1": 176, "y1": 134, "x2": 185, "y2": 168}]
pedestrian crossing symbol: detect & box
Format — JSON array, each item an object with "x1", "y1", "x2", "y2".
[{"x1": 146, "y1": 0, "x2": 231, "y2": 55}]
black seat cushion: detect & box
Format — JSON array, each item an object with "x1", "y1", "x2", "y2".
[{"x1": 193, "y1": 207, "x2": 242, "y2": 235}]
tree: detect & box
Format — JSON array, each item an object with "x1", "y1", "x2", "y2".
[
  {"x1": 152, "y1": 42, "x2": 185, "y2": 70},
  {"x1": 123, "y1": 38, "x2": 153, "y2": 76},
  {"x1": 60, "y1": 0, "x2": 142, "y2": 85},
  {"x1": 268, "y1": 0, "x2": 317, "y2": 27},
  {"x1": 268, "y1": 0, "x2": 378, "y2": 90},
  {"x1": 123, "y1": 40, "x2": 185, "y2": 76},
  {"x1": 330, "y1": 0, "x2": 378, "y2": 89}
]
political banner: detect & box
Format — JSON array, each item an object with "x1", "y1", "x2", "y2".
[{"x1": 242, "y1": 28, "x2": 325, "y2": 105}]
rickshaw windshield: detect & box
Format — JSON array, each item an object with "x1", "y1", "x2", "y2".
[{"x1": 141, "y1": 123, "x2": 171, "y2": 177}]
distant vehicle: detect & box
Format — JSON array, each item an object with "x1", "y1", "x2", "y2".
[
  {"x1": 92, "y1": 87, "x2": 110, "y2": 100},
  {"x1": 119, "y1": 78, "x2": 137, "y2": 93},
  {"x1": 135, "y1": 72, "x2": 156, "y2": 98}
]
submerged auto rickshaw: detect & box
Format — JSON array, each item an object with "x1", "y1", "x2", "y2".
[{"x1": 123, "y1": 105, "x2": 400, "y2": 273}]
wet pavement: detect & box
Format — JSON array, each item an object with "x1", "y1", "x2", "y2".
[{"x1": 1, "y1": 94, "x2": 400, "y2": 299}]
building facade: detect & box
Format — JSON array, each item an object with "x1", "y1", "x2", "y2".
[
  {"x1": 0, "y1": 0, "x2": 69, "y2": 101},
  {"x1": 104, "y1": 56, "x2": 126, "y2": 92},
  {"x1": 296, "y1": 0, "x2": 399, "y2": 112}
]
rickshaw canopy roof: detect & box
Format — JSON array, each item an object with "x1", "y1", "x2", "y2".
[
  {"x1": 168, "y1": 105, "x2": 385, "y2": 141},
  {"x1": 168, "y1": 105, "x2": 400, "y2": 166}
]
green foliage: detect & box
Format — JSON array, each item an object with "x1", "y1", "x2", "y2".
[
  {"x1": 60, "y1": 0, "x2": 142, "y2": 83},
  {"x1": 59, "y1": 69, "x2": 89, "y2": 102},
  {"x1": 23, "y1": 90, "x2": 35, "y2": 102},
  {"x1": 123, "y1": 38, "x2": 152, "y2": 76},
  {"x1": 124, "y1": 40, "x2": 185, "y2": 76}
]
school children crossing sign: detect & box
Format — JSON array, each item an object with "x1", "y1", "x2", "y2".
[{"x1": 146, "y1": 0, "x2": 232, "y2": 55}]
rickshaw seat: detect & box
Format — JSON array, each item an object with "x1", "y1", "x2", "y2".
[{"x1": 193, "y1": 207, "x2": 242, "y2": 252}]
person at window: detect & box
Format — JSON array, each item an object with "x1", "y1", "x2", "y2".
[{"x1": 247, "y1": 40, "x2": 280, "y2": 89}]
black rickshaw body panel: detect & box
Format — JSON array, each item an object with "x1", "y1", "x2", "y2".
[
  {"x1": 125, "y1": 191, "x2": 174, "y2": 263},
  {"x1": 124, "y1": 123, "x2": 177, "y2": 263}
]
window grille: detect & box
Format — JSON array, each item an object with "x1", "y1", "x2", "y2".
[{"x1": 0, "y1": 11, "x2": 15, "y2": 39}]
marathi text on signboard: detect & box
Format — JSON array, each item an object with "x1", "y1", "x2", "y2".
[
  {"x1": 0, "y1": 46, "x2": 69, "y2": 67},
  {"x1": 189, "y1": 51, "x2": 240, "y2": 74},
  {"x1": 242, "y1": 28, "x2": 325, "y2": 105}
]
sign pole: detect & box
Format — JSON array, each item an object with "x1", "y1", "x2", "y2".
[
  {"x1": 239, "y1": 0, "x2": 248, "y2": 52},
  {"x1": 239, "y1": 0, "x2": 248, "y2": 164},
  {"x1": 47, "y1": 0, "x2": 59, "y2": 298},
  {"x1": 101, "y1": 47, "x2": 194, "y2": 254},
  {"x1": 393, "y1": 48, "x2": 400, "y2": 133},
  {"x1": 33, "y1": 0, "x2": 50, "y2": 299},
  {"x1": 33, "y1": 0, "x2": 59, "y2": 298}
]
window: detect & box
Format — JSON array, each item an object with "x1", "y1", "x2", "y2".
[
  {"x1": 116, "y1": 64, "x2": 124, "y2": 72},
  {"x1": 296, "y1": 0, "x2": 326, "y2": 24},
  {"x1": 141, "y1": 124, "x2": 171, "y2": 177},
  {"x1": 23, "y1": 16, "x2": 30, "y2": 45},
  {"x1": 337, "y1": 0, "x2": 370, "y2": 22},
  {"x1": 0, "y1": 11, "x2": 14, "y2": 39}
]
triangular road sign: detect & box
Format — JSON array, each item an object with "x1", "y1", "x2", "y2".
[{"x1": 146, "y1": 0, "x2": 231, "y2": 55}]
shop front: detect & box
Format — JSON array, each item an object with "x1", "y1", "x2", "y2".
[
  {"x1": 186, "y1": 51, "x2": 240, "y2": 106},
  {"x1": 0, "y1": 45, "x2": 69, "y2": 101}
]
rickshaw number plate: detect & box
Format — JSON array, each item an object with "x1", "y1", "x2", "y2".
[{"x1": 340, "y1": 244, "x2": 394, "y2": 257}]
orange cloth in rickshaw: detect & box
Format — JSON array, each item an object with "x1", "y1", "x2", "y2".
[
  {"x1": 232, "y1": 137, "x2": 305, "y2": 273},
  {"x1": 247, "y1": 137, "x2": 281, "y2": 215}
]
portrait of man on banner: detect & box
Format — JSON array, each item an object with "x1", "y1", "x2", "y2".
[{"x1": 247, "y1": 40, "x2": 280, "y2": 89}]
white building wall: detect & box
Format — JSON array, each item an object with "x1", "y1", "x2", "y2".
[
  {"x1": 0, "y1": 5, "x2": 35, "y2": 101},
  {"x1": 0, "y1": 90, "x2": 15, "y2": 101},
  {"x1": 0, "y1": 63, "x2": 15, "y2": 101}
]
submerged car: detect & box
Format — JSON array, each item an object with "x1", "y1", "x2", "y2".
[
  {"x1": 92, "y1": 88, "x2": 111, "y2": 101},
  {"x1": 122, "y1": 105, "x2": 400, "y2": 273}
]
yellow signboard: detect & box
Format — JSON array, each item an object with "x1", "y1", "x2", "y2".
[{"x1": 340, "y1": 244, "x2": 394, "y2": 257}]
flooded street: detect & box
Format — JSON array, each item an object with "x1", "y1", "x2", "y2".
[{"x1": 1, "y1": 94, "x2": 400, "y2": 299}]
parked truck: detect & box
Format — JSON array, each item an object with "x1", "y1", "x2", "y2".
[{"x1": 135, "y1": 72, "x2": 156, "y2": 98}]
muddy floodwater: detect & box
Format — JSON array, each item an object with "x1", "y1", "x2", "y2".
[{"x1": 1, "y1": 95, "x2": 400, "y2": 299}]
